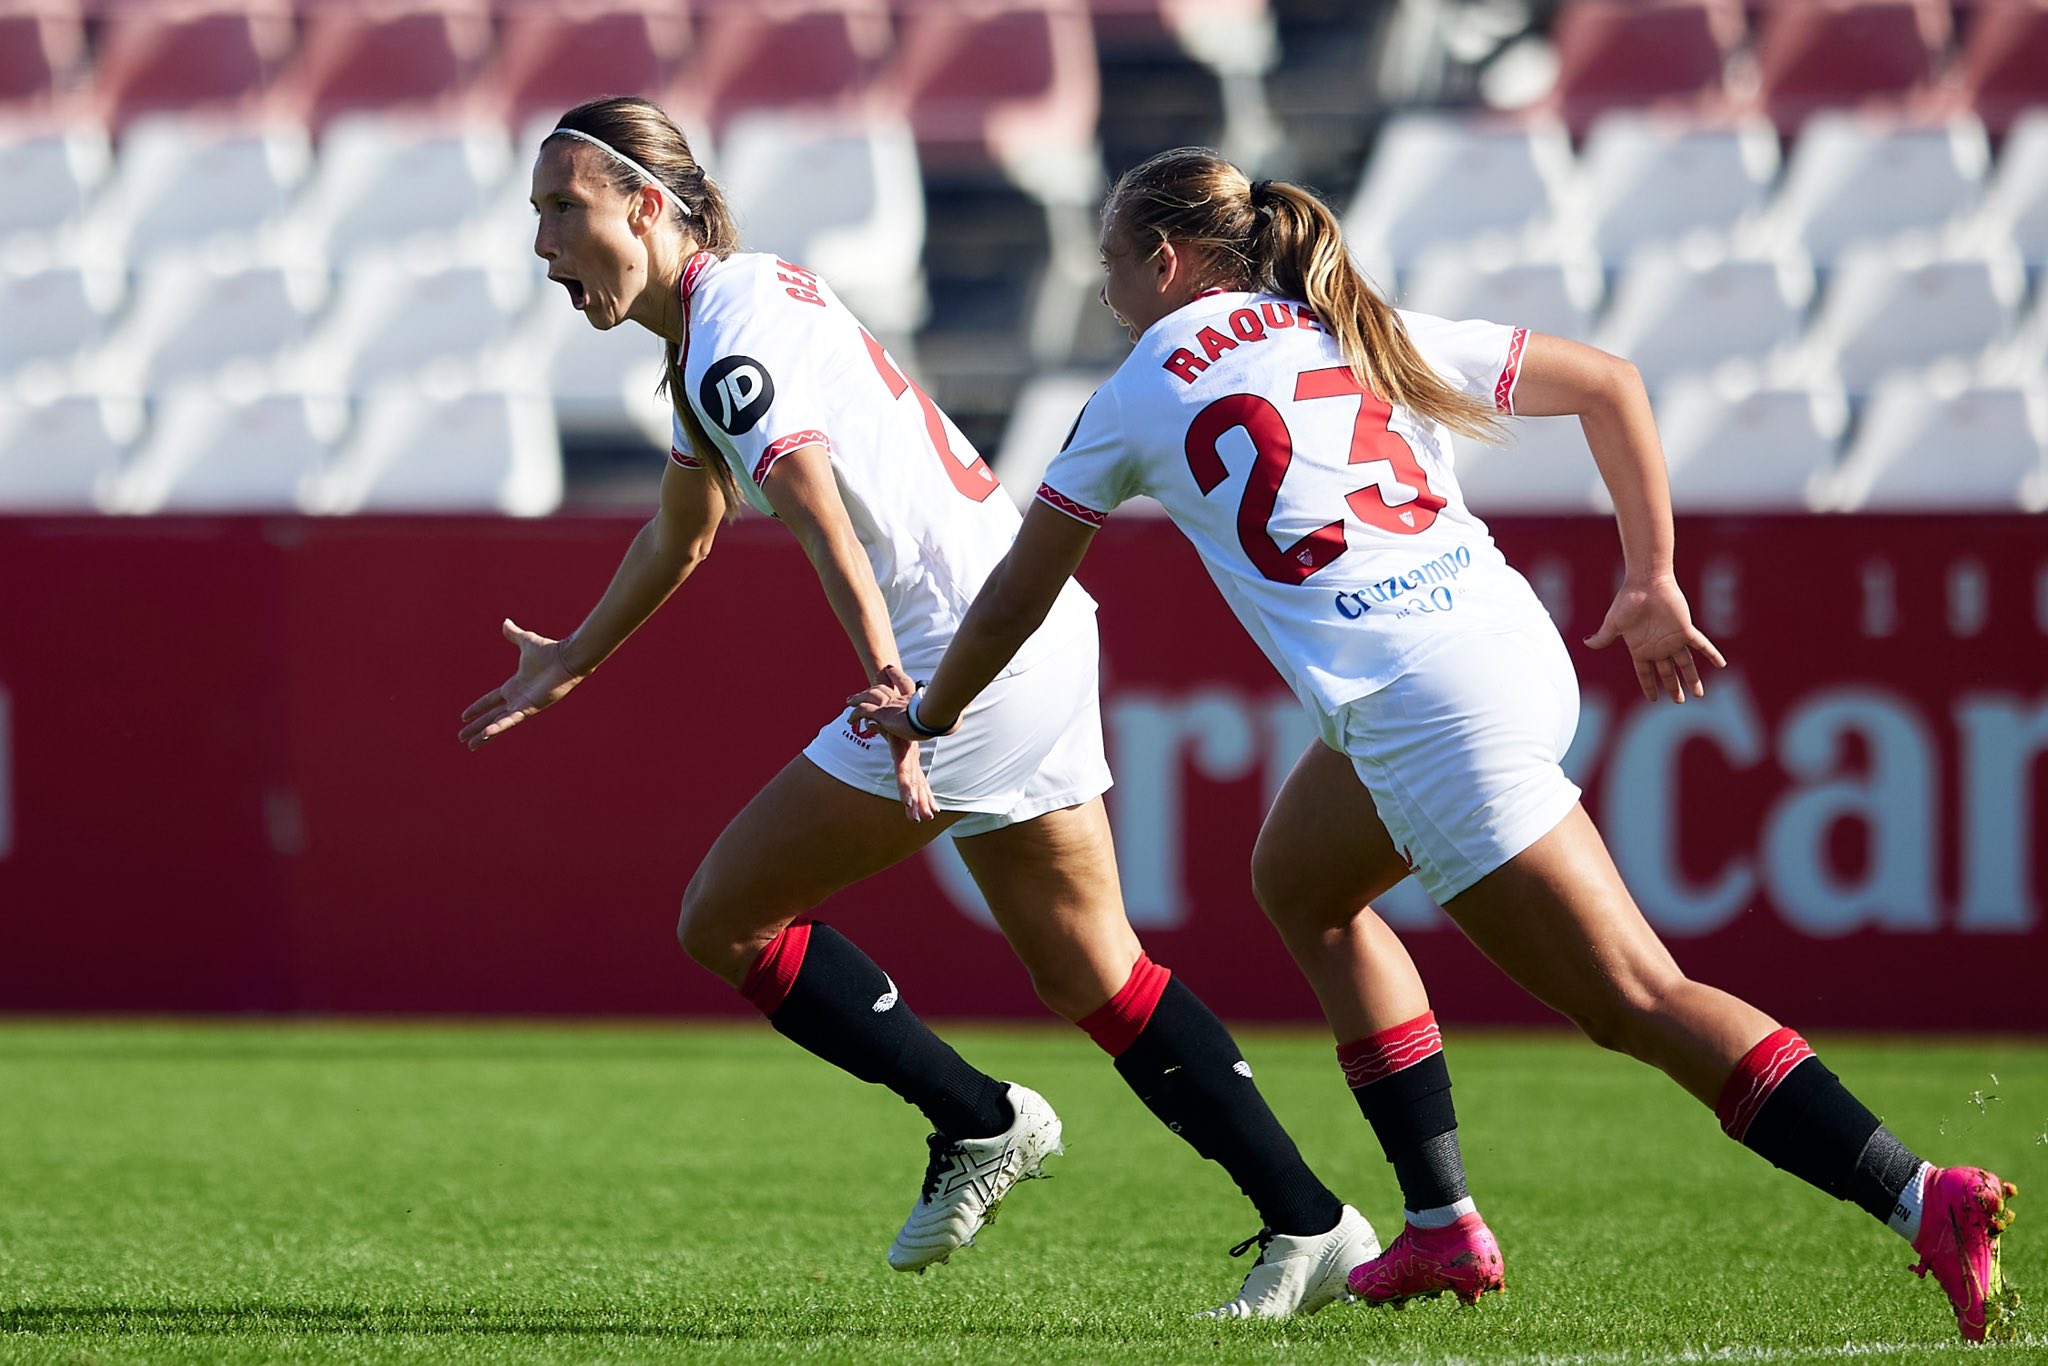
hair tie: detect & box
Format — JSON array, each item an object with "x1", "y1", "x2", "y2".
[{"x1": 1249, "y1": 178, "x2": 1274, "y2": 206}]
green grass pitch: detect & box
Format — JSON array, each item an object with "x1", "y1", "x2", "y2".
[{"x1": 0, "y1": 1022, "x2": 2041, "y2": 1364}]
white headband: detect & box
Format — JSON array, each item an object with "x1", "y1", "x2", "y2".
[{"x1": 548, "y1": 127, "x2": 679, "y2": 217}]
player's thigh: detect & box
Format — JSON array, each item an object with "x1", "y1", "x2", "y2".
[
  {"x1": 685, "y1": 755, "x2": 958, "y2": 939},
  {"x1": 1251, "y1": 739, "x2": 1411, "y2": 937},
  {"x1": 953, "y1": 796, "x2": 1142, "y2": 1017}
]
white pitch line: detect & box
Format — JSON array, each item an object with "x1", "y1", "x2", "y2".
[{"x1": 1353, "y1": 1337, "x2": 2046, "y2": 1366}]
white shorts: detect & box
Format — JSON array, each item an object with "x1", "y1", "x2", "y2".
[
  {"x1": 803, "y1": 621, "x2": 1112, "y2": 838},
  {"x1": 1316, "y1": 613, "x2": 1583, "y2": 904}
]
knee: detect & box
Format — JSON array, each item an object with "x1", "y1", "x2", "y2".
[
  {"x1": 1568, "y1": 966, "x2": 1687, "y2": 1060},
  {"x1": 675, "y1": 876, "x2": 757, "y2": 985}
]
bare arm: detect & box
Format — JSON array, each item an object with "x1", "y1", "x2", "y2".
[
  {"x1": 1510, "y1": 332, "x2": 1725, "y2": 703},
  {"x1": 859, "y1": 502, "x2": 1097, "y2": 738},
  {"x1": 458, "y1": 460, "x2": 724, "y2": 748}
]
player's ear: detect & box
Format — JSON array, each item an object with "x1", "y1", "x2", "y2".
[{"x1": 1151, "y1": 241, "x2": 1181, "y2": 293}]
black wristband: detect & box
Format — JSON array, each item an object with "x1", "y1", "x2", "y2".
[{"x1": 904, "y1": 692, "x2": 950, "y2": 738}]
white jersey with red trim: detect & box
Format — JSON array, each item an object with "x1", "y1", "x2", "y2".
[
  {"x1": 670, "y1": 251, "x2": 1095, "y2": 674},
  {"x1": 1038, "y1": 293, "x2": 1545, "y2": 710}
]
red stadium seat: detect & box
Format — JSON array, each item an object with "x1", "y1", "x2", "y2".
[
  {"x1": 675, "y1": 0, "x2": 891, "y2": 138},
  {"x1": 1542, "y1": 0, "x2": 1746, "y2": 135},
  {"x1": 491, "y1": 0, "x2": 693, "y2": 133},
  {"x1": 0, "y1": 3, "x2": 87, "y2": 117},
  {"x1": 889, "y1": 0, "x2": 1099, "y2": 174},
  {"x1": 1750, "y1": 0, "x2": 1953, "y2": 132},
  {"x1": 91, "y1": 3, "x2": 295, "y2": 132},
  {"x1": 1952, "y1": 0, "x2": 2048, "y2": 135},
  {"x1": 280, "y1": 0, "x2": 495, "y2": 132}
]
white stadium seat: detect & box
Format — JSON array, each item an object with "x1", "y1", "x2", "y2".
[
  {"x1": 0, "y1": 123, "x2": 110, "y2": 241},
  {"x1": 1830, "y1": 370, "x2": 2047, "y2": 512},
  {"x1": 1976, "y1": 109, "x2": 2048, "y2": 267},
  {"x1": 525, "y1": 302, "x2": 671, "y2": 449},
  {"x1": 96, "y1": 255, "x2": 330, "y2": 392},
  {"x1": 0, "y1": 260, "x2": 126, "y2": 378},
  {"x1": 290, "y1": 114, "x2": 512, "y2": 265},
  {"x1": 1345, "y1": 113, "x2": 1572, "y2": 266},
  {"x1": 305, "y1": 255, "x2": 535, "y2": 392},
  {"x1": 715, "y1": 111, "x2": 928, "y2": 334},
  {"x1": 1595, "y1": 239, "x2": 1816, "y2": 387},
  {"x1": 1797, "y1": 239, "x2": 2023, "y2": 391},
  {"x1": 1572, "y1": 113, "x2": 1779, "y2": 267},
  {"x1": 1398, "y1": 244, "x2": 1603, "y2": 343},
  {"x1": 1755, "y1": 113, "x2": 1989, "y2": 265},
  {"x1": 89, "y1": 115, "x2": 311, "y2": 263},
  {"x1": 1655, "y1": 371, "x2": 1847, "y2": 511},
  {"x1": 1451, "y1": 416, "x2": 1604, "y2": 514},
  {"x1": 0, "y1": 391, "x2": 138, "y2": 511},
  {"x1": 115, "y1": 387, "x2": 345, "y2": 514},
  {"x1": 315, "y1": 383, "x2": 562, "y2": 515},
  {"x1": 994, "y1": 370, "x2": 1111, "y2": 509}
]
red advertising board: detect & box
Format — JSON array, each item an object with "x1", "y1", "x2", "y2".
[{"x1": 0, "y1": 514, "x2": 2042, "y2": 1029}]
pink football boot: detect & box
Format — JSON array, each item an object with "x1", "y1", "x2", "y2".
[
  {"x1": 1909, "y1": 1166, "x2": 2019, "y2": 1342},
  {"x1": 1346, "y1": 1211, "x2": 1505, "y2": 1307}
]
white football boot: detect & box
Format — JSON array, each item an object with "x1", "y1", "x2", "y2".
[
  {"x1": 887, "y1": 1082, "x2": 1063, "y2": 1272},
  {"x1": 1197, "y1": 1204, "x2": 1380, "y2": 1319}
]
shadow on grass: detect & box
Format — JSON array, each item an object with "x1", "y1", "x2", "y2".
[{"x1": 0, "y1": 1305, "x2": 719, "y2": 1339}]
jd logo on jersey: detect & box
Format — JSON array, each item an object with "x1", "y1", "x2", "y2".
[{"x1": 700, "y1": 355, "x2": 775, "y2": 435}]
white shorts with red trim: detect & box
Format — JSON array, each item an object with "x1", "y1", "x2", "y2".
[
  {"x1": 1314, "y1": 610, "x2": 1581, "y2": 903},
  {"x1": 802, "y1": 619, "x2": 1111, "y2": 838}
]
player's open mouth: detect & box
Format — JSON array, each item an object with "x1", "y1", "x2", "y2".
[{"x1": 552, "y1": 274, "x2": 588, "y2": 311}]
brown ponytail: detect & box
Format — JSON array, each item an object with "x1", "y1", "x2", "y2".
[
  {"x1": 1106, "y1": 148, "x2": 1505, "y2": 443},
  {"x1": 548, "y1": 96, "x2": 747, "y2": 513}
]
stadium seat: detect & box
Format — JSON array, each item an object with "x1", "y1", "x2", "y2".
[
  {"x1": 0, "y1": 3, "x2": 85, "y2": 117},
  {"x1": 306, "y1": 255, "x2": 535, "y2": 393},
  {"x1": 114, "y1": 385, "x2": 345, "y2": 513},
  {"x1": 95, "y1": 256, "x2": 330, "y2": 393},
  {"x1": 715, "y1": 110, "x2": 927, "y2": 333},
  {"x1": 1950, "y1": 0, "x2": 2048, "y2": 136},
  {"x1": 524, "y1": 299, "x2": 671, "y2": 447},
  {"x1": 1571, "y1": 113, "x2": 1779, "y2": 266},
  {"x1": 0, "y1": 390, "x2": 137, "y2": 511},
  {"x1": 677, "y1": 0, "x2": 891, "y2": 138},
  {"x1": 91, "y1": 2, "x2": 294, "y2": 132},
  {"x1": 0, "y1": 122, "x2": 109, "y2": 239},
  {"x1": 1655, "y1": 370, "x2": 1849, "y2": 511},
  {"x1": 1975, "y1": 108, "x2": 2048, "y2": 266},
  {"x1": 992, "y1": 369, "x2": 1110, "y2": 507},
  {"x1": 289, "y1": 114, "x2": 512, "y2": 264},
  {"x1": 890, "y1": 0, "x2": 1101, "y2": 182},
  {"x1": 1345, "y1": 113, "x2": 1572, "y2": 267},
  {"x1": 490, "y1": 0, "x2": 693, "y2": 133},
  {"x1": 1594, "y1": 239, "x2": 1816, "y2": 387},
  {"x1": 1539, "y1": 0, "x2": 1745, "y2": 135},
  {"x1": 89, "y1": 115, "x2": 311, "y2": 262},
  {"x1": 1750, "y1": 0, "x2": 1952, "y2": 133},
  {"x1": 1796, "y1": 238, "x2": 2025, "y2": 390},
  {"x1": 1398, "y1": 245, "x2": 1603, "y2": 344},
  {"x1": 1830, "y1": 368, "x2": 2048, "y2": 510},
  {"x1": 314, "y1": 382, "x2": 562, "y2": 515},
  {"x1": 1450, "y1": 416, "x2": 1606, "y2": 513},
  {"x1": 1755, "y1": 112, "x2": 1990, "y2": 264},
  {"x1": 0, "y1": 259, "x2": 125, "y2": 378},
  {"x1": 281, "y1": 0, "x2": 496, "y2": 132}
]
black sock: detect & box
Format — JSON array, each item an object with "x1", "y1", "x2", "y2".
[
  {"x1": 1348, "y1": 1050, "x2": 1469, "y2": 1213},
  {"x1": 756, "y1": 922, "x2": 1012, "y2": 1140},
  {"x1": 1113, "y1": 977, "x2": 1343, "y2": 1236},
  {"x1": 1737, "y1": 1055, "x2": 1924, "y2": 1225}
]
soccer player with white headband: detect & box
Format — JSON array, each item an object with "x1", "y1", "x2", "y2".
[
  {"x1": 458, "y1": 98, "x2": 1385, "y2": 1316},
  {"x1": 852, "y1": 146, "x2": 2019, "y2": 1342}
]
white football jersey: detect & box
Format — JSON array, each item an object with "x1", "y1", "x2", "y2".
[
  {"x1": 1039, "y1": 292, "x2": 1548, "y2": 711},
  {"x1": 671, "y1": 251, "x2": 1095, "y2": 674}
]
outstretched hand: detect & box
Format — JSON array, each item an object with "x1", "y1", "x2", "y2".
[
  {"x1": 1584, "y1": 576, "x2": 1727, "y2": 704},
  {"x1": 867, "y1": 664, "x2": 936, "y2": 823},
  {"x1": 458, "y1": 619, "x2": 583, "y2": 750}
]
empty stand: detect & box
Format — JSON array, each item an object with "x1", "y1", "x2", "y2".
[
  {"x1": 1346, "y1": 114, "x2": 1572, "y2": 266},
  {"x1": 315, "y1": 383, "x2": 562, "y2": 515},
  {"x1": 1595, "y1": 240, "x2": 1816, "y2": 387},
  {"x1": 1656, "y1": 371, "x2": 1849, "y2": 511},
  {"x1": 96, "y1": 256, "x2": 330, "y2": 391},
  {"x1": 1951, "y1": 0, "x2": 2048, "y2": 137},
  {"x1": 1451, "y1": 416, "x2": 1606, "y2": 513},
  {"x1": 1572, "y1": 113, "x2": 1779, "y2": 265},
  {"x1": 679, "y1": 0, "x2": 890, "y2": 138},
  {"x1": 1399, "y1": 245, "x2": 1603, "y2": 343},
  {"x1": 1756, "y1": 112, "x2": 1990, "y2": 263},
  {"x1": 305, "y1": 255, "x2": 535, "y2": 392},
  {"x1": 291, "y1": 113, "x2": 512, "y2": 262},
  {"x1": 91, "y1": 2, "x2": 293, "y2": 132},
  {"x1": 1797, "y1": 238, "x2": 2024, "y2": 389},
  {"x1": 1976, "y1": 108, "x2": 2048, "y2": 265},
  {"x1": 492, "y1": 0, "x2": 692, "y2": 133},
  {"x1": 1831, "y1": 369, "x2": 2047, "y2": 510},
  {"x1": 992, "y1": 369, "x2": 1109, "y2": 506},
  {"x1": 0, "y1": 123, "x2": 109, "y2": 239},
  {"x1": 1541, "y1": 0, "x2": 1744, "y2": 134},
  {"x1": 116, "y1": 386, "x2": 345, "y2": 513},
  {"x1": 283, "y1": 0, "x2": 495, "y2": 132},
  {"x1": 1751, "y1": 0, "x2": 1951, "y2": 132},
  {"x1": 0, "y1": 260, "x2": 125, "y2": 377},
  {"x1": 525, "y1": 300, "x2": 671, "y2": 447},
  {"x1": 89, "y1": 116, "x2": 312, "y2": 261},
  {"x1": 0, "y1": 3, "x2": 86, "y2": 117},
  {"x1": 891, "y1": 0, "x2": 1101, "y2": 180},
  {"x1": 0, "y1": 390, "x2": 137, "y2": 511}
]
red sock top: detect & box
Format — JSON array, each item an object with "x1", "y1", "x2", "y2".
[
  {"x1": 739, "y1": 919, "x2": 813, "y2": 1016},
  {"x1": 1077, "y1": 954, "x2": 1172, "y2": 1056},
  {"x1": 1715, "y1": 1026, "x2": 1814, "y2": 1140},
  {"x1": 1336, "y1": 1010, "x2": 1443, "y2": 1087}
]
